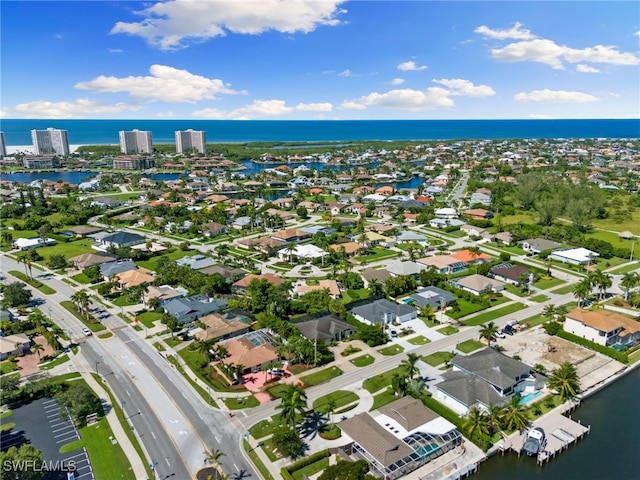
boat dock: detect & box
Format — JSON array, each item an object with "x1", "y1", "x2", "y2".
[{"x1": 499, "y1": 401, "x2": 590, "y2": 466}]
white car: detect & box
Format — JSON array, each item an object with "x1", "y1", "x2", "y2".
[
  {"x1": 495, "y1": 330, "x2": 506, "y2": 339},
  {"x1": 81, "y1": 328, "x2": 93, "y2": 337}
]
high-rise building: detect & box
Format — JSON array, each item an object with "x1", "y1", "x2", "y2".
[
  {"x1": 175, "y1": 129, "x2": 207, "y2": 154},
  {"x1": 119, "y1": 129, "x2": 153, "y2": 154},
  {"x1": 31, "y1": 128, "x2": 70, "y2": 155},
  {"x1": 0, "y1": 132, "x2": 6, "y2": 157}
]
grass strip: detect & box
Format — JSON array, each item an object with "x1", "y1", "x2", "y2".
[
  {"x1": 8, "y1": 270, "x2": 56, "y2": 294},
  {"x1": 60, "y1": 301, "x2": 106, "y2": 332},
  {"x1": 243, "y1": 439, "x2": 275, "y2": 480},
  {"x1": 299, "y1": 366, "x2": 343, "y2": 387}
]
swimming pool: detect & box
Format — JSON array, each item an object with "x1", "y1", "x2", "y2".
[
  {"x1": 402, "y1": 297, "x2": 414, "y2": 304},
  {"x1": 519, "y1": 391, "x2": 543, "y2": 405}
]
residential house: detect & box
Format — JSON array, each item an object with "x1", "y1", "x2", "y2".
[
  {"x1": 278, "y1": 244, "x2": 327, "y2": 263},
  {"x1": 325, "y1": 202, "x2": 348, "y2": 216},
  {"x1": 564, "y1": 308, "x2": 640, "y2": 349},
  {"x1": 449, "y1": 249, "x2": 493, "y2": 265},
  {"x1": 460, "y1": 224, "x2": 488, "y2": 238},
  {"x1": 417, "y1": 256, "x2": 468, "y2": 275},
  {"x1": 100, "y1": 259, "x2": 138, "y2": 280},
  {"x1": 428, "y1": 218, "x2": 465, "y2": 229},
  {"x1": 549, "y1": 248, "x2": 599, "y2": 265},
  {"x1": 265, "y1": 208, "x2": 294, "y2": 222},
  {"x1": 203, "y1": 222, "x2": 229, "y2": 237},
  {"x1": 434, "y1": 348, "x2": 545, "y2": 415},
  {"x1": 236, "y1": 236, "x2": 286, "y2": 255},
  {"x1": 339, "y1": 397, "x2": 462, "y2": 480},
  {"x1": 520, "y1": 238, "x2": 562, "y2": 254},
  {"x1": 395, "y1": 230, "x2": 427, "y2": 244},
  {"x1": 329, "y1": 242, "x2": 362, "y2": 257},
  {"x1": 375, "y1": 185, "x2": 396, "y2": 196},
  {"x1": 410, "y1": 286, "x2": 456, "y2": 311},
  {"x1": 451, "y1": 274, "x2": 505, "y2": 295},
  {"x1": 116, "y1": 268, "x2": 154, "y2": 289},
  {"x1": 294, "y1": 279, "x2": 341, "y2": 299},
  {"x1": 195, "y1": 312, "x2": 252, "y2": 342},
  {"x1": 469, "y1": 191, "x2": 492, "y2": 205},
  {"x1": 61, "y1": 225, "x2": 103, "y2": 238},
  {"x1": 200, "y1": 265, "x2": 245, "y2": 283},
  {"x1": 271, "y1": 228, "x2": 311, "y2": 243},
  {"x1": 13, "y1": 237, "x2": 56, "y2": 250},
  {"x1": 232, "y1": 273, "x2": 286, "y2": 292},
  {"x1": 163, "y1": 295, "x2": 228, "y2": 323},
  {"x1": 434, "y1": 208, "x2": 458, "y2": 219},
  {"x1": 385, "y1": 260, "x2": 428, "y2": 278},
  {"x1": 463, "y1": 208, "x2": 493, "y2": 220},
  {"x1": 90, "y1": 196, "x2": 126, "y2": 209},
  {"x1": 176, "y1": 254, "x2": 216, "y2": 271},
  {"x1": 490, "y1": 265, "x2": 530, "y2": 286},
  {"x1": 294, "y1": 314, "x2": 354, "y2": 344},
  {"x1": 359, "y1": 267, "x2": 392, "y2": 287},
  {"x1": 350, "y1": 298, "x2": 418, "y2": 325},
  {"x1": 98, "y1": 231, "x2": 146, "y2": 250},
  {"x1": 273, "y1": 197, "x2": 294, "y2": 209},
  {"x1": 142, "y1": 285, "x2": 183, "y2": 307},
  {"x1": 0, "y1": 333, "x2": 31, "y2": 360},
  {"x1": 219, "y1": 330, "x2": 279, "y2": 374},
  {"x1": 494, "y1": 231, "x2": 514, "y2": 245}
]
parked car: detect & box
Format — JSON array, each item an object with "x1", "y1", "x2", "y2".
[
  {"x1": 503, "y1": 325, "x2": 515, "y2": 335},
  {"x1": 81, "y1": 328, "x2": 92, "y2": 337},
  {"x1": 495, "y1": 330, "x2": 506, "y2": 339}
]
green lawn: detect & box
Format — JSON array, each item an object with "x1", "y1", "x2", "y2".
[
  {"x1": 448, "y1": 298, "x2": 491, "y2": 319},
  {"x1": 0, "y1": 360, "x2": 18, "y2": 375},
  {"x1": 421, "y1": 351, "x2": 453, "y2": 367},
  {"x1": 71, "y1": 272, "x2": 93, "y2": 284},
  {"x1": 60, "y1": 417, "x2": 135, "y2": 480},
  {"x1": 350, "y1": 354, "x2": 375, "y2": 367},
  {"x1": 32, "y1": 238, "x2": 96, "y2": 262},
  {"x1": 292, "y1": 458, "x2": 330, "y2": 480},
  {"x1": 340, "y1": 288, "x2": 371, "y2": 304},
  {"x1": 243, "y1": 439, "x2": 275, "y2": 480},
  {"x1": 519, "y1": 313, "x2": 548, "y2": 328},
  {"x1": 407, "y1": 335, "x2": 431, "y2": 345},
  {"x1": 312, "y1": 390, "x2": 359, "y2": 412},
  {"x1": 355, "y1": 247, "x2": 400, "y2": 264},
  {"x1": 377, "y1": 345, "x2": 405, "y2": 356},
  {"x1": 224, "y1": 395, "x2": 260, "y2": 410},
  {"x1": 462, "y1": 302, "x2": 527, "y2": 326},
  {"x1": 550, "y1": 284, "x2": 577, "y2": 295},
  {"x1": 39, "y1": 354, "x2": 69, "y2": 370},
  {"x1": 629, "y1": 349, "x2": 640, "y2": 364},
  {"x1": 456, "y1": 339, "x2": 486, "y2": 353},
  {"x1": 436, "y1": 326, "x2": 459, "y2": 336},
  {"x1": 112, "y1": 295, "x2": 139, "y2": 307},
  {"x1": 609, "y1": 262, "x2": 640, "y2": 275},
  {"x1": 363, "y1": 366, "x2": 406, "y2": 393},
  {"x1": 134, "y1": 311, "x2": 162, "y2": 328},
  {"x1": 530, "y1": 294, "x2": 549, "y2": 303},
  {"x1": 8, "y1": 271, "x2": 56, "y2": 294},
  {"x1": 135, "y1": 249, "x2": 198, "y2": 270},
  {"x1": 60, "y1": 300, "x2": 106, "y2": 332},
  {"x1": 299, "y1": 366, "x2": 343, "y2": 387},
  {"x1": 533, "y1": 276, "x2": 565, "y2": 290},
  {"x1": 370, "y1": 391, "x2": 398, "y2": 410}
]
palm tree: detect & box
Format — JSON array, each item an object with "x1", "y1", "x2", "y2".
[
  {"x1": 573, "y1": 280, "x2": 591, "y2": 307},
  {"x1": 548, "y1": 362, "x2": 581, "y2": 401},
  {"x1": 324, "y1": 397, "x2": 337, "y2": 427},
  {"x1": 468, "y1": 246, "x2": 481, "y2": 273},
  {"x1": 620, "y1": 272, "x2": 639, "y2": 302},
  {"x1": 1, "y1": 231, "x2": 13, "y2": 248},
  {"x1": 32, "y1": 343, "x2": 44, "y2": 359},
  {"x1": 593, "y1": 270, "x2": 612, "y2": 303},
  {"x1": 206, "y1": 448, "x2": 225, "y2": 468},
  {"x1": 542, "y1": 304, "x2": 556, "y2": 322},
  {"x1": 277, "y1": 385, "x2": 308, "y2": 430},
  {"x1": 71, "y1": 290, "x2": 90, "y2": 319},
  {"x1": 215, "y1": 244, "x2": 230, "y2": 263},
  {"x1": 479, "y1": 321, "x2": 499, "y2": 346},
  {"x1": 462, "y1": 407, "x2": 489, "y2": 439},
  {"x1": 485, "y1": 403, "x2": 503, "y2": 437},
  {"x1": 197, "y1": 340, "x2": 213, "y2": 364},
  {"x1": 420, "y1": 304, "x2": 437, "y2": 324},
  {"x1": 367, "y1": 278, "x2": 384, "y2": 298},
  {"x1": 400, "y1": 352, "x2": 421, "y2": 380},
  {"x1": 500, "y1": 396, "x2": 530, "y2": 432}
]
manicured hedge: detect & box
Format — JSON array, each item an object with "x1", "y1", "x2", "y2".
[{"x1": 281, "y1": 449, "x2": 330, "y2": 479}]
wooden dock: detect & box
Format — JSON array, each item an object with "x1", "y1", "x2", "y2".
[{"x1": 502, "y1": 402, "x2": 590, "y2": 466}]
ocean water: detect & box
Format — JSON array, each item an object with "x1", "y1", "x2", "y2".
[{"x1": 1, "y1": 119, "x2": 639, "y2": 146}]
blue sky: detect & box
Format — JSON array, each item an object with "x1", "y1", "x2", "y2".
[{"x1": 2, "y1": 1, "x2": 639, "y2": 119}]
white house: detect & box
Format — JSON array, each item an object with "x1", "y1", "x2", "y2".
[
  {"x1": 13, "y1": 237, "x2": 56, "y2": 250},
  {"x1": 549, "y1": 247, "x2": 599, "y2": 265},
  {"x1": 564, "y1": 308, "x2": 640, "y2": 348},
  {"x1": 434, "y1": 208, "x2": 458, "y2": 219}
]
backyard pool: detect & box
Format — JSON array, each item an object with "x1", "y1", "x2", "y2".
[{"x1": 519, "y1": 391, "x2": 544, "y2": 405}]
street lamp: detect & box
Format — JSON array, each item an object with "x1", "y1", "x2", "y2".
[
  {"x1": 95, "y1": 360, "x2": 100, "y2": 375},
  {"x1": 149, "y1": 460, "x2": 159, "y2": 479},
  {"x1": 121, "y1": 399, "x2": 126, "y2": 417},
  {"x1": 48, "y1": 307, "x2": 52, "y2": 322}
]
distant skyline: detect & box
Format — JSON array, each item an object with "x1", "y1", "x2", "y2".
[{"x1": 2, "y1": 1, "x2": 639, "y2": 120}]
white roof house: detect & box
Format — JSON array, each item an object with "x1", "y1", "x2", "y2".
[
  {"x1": 13, "y1": 237, "x2": 56, "y2": 250},
  {"x1": 435, "y1": 208, "x2": 458, "y2": 219},
  {"x1": 549, "y1": 247, "x2": 599, "y2": 265},
  {"x1": 278, "y1": 244, "x2": 327, "y2": 261}
]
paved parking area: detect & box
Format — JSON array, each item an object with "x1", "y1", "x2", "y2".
[{"x1": 0, "y1": 398, "x2": 95, "y2": 480}]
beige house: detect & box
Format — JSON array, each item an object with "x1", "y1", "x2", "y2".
[
  {"x1": 195, "y1": 313, "x2": 251, "y2": 342},
  {"x1": 564, "y1": 308, "x2": 640, "y2": 349}
]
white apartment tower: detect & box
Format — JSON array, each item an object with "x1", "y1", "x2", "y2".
[
  {"x1": 175, "y1": 129, "x2": 207, "y2": 154},
  {"x1": 0, "y1": 132, "x2": 6, "y2": 157},
  {"x1": 119, "y1": 129, "x2": 153, "y2": 154},
  {"x1": 31, "y1": 128, "x2": 70, "y2": 155}
]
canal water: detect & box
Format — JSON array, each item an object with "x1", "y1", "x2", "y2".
[{"x1": 473, "y1": 368, "x2": 640, "y2": 479}]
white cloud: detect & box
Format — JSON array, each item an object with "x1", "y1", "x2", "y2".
[
  {"x1": 1, "y1": 98, "x2": 142, "y2": 118},
  {"x1": 338, "y1": 69, "x2": 353, "y2": 77},
  {"x1": 156, "y1": 111, "x2": 175, "y2": 118},
  {"x1": 514, "y1": 89, "x2": 599, "y2": 103},
  {"x1": 341, "y1": 78, "x2": 495, "y2": 111},
  {"x1": 75, "y1": 65, "x2": 245, "y2": 103},
  {"x1": 474, "y1": 22, "x2": 534, "y2": 40},
  {"x1": 111, "y1": 0, "x2": 347, "y2": 50},
  {"x1": 488, "y1": 38, "x2": 640, "y2": 69},
  {"x1": 389, "y1": 78, "x2": 405, "y2": 85},
  {"x1": 397, "y1": 61, "x2": 427, "y2": 71},
  {"x1": 431, "y1": 78, "x2": 495, "y2": 97},
  {"x1": 107, "y1": 48, "x2": 123, "y2": 54},
  {"x1": 576, "y1": 64, "x2": 600, "y2": 73},
  {"x1": 193, "y1": 99, "x2": 333, "y2": 119}
]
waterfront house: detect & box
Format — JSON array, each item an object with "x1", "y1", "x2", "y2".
[
  {"x1": 339, "y1": 397, "x2": 462, "y2": 480},
  {"x1": 564, "y1": 308, "x2": 640, "y2": 349},
  {"x1": 434, "y1": 348, "x2": 545, "y2": 415}
]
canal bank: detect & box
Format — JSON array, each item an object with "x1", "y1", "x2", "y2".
[{"x1": 473, "y1": 366, "x2": 640, "y2": 480}]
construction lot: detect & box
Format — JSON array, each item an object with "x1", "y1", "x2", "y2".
[{"x1": 496, "y1": 326, "x2": 627, "y2": 392}]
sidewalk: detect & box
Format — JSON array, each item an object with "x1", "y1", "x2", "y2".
[{"x1": 69, "y1": 351, "x2": 149, "y2": 480}]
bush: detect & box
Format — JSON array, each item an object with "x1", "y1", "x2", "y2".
[{"x1": 556, "y1": 330, "x2": 629, "y2": 363}]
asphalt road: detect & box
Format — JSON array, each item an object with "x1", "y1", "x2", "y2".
[{"x1": 2, "y1": 255, "x2": 255, "y2": 480}]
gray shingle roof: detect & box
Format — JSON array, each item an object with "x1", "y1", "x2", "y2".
[
  {"x1": 294, "y1": 315, "x2": 354, "y2": 343},
  {"x1": 411, "y1": 287, "x2": 456, "y2": 309},
  {"x1": 350, "y1": 299, "x2": 417, "y2": 324},
  {"x1": 453, "y1": 348, "x2": 532, "y2": 390}
]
